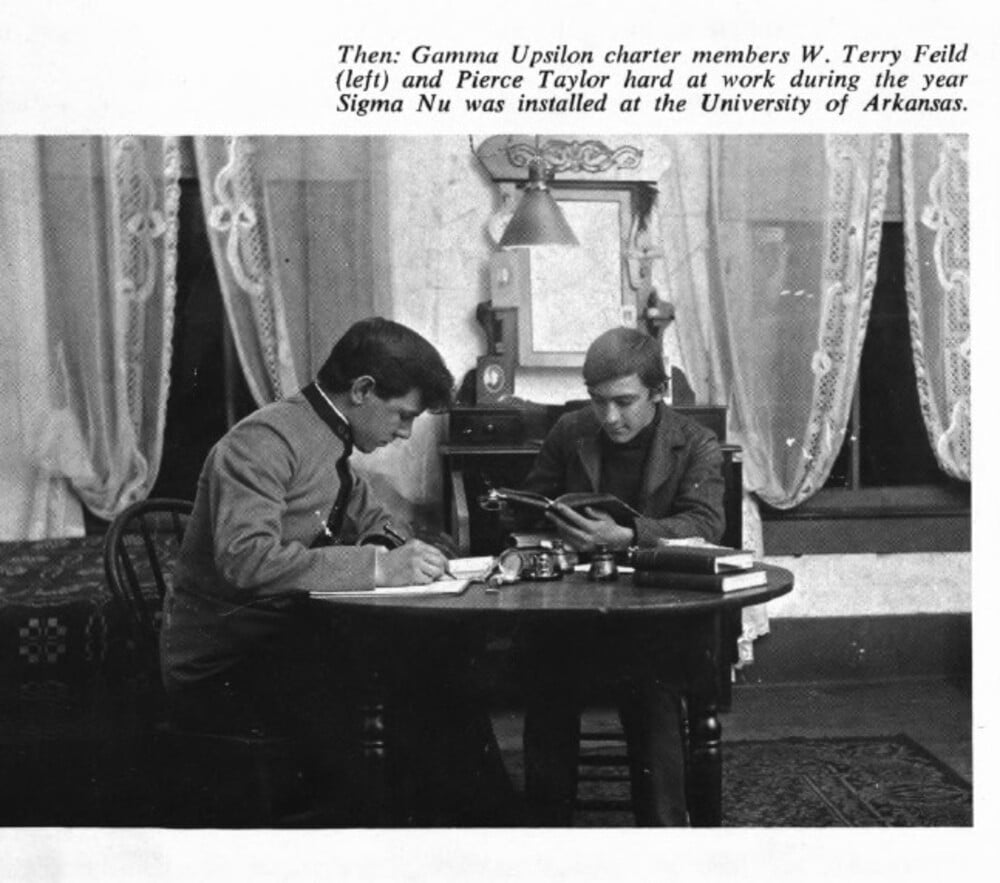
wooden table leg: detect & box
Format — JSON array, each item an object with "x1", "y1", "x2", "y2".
[
  {"x1": 683, "y1": 610, "x2": 729, "y2": 827},
  {"x1": 359, "y1": 686, "x2": 391, "y2": 826},
  {"x1": 686, "y1": 698, "x2": 723, "y2": 827},
  {"x1": 349, "y1": 629, "x2": 397, "y2": 827}
]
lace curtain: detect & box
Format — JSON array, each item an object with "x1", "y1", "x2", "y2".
[
  {"x1": 193, "y1": 136, "x2": 377, "y2": 406},
  {"x1": 900, "y1": 134, "x2": 970, "y2": 480},
  {"x1": 657, "y1": 135, "x2": 890, "y2": 654},
  {"x1": 662, "y1": 134, "x2": 891, "y2": 509},
  {"x1": 0, "y1": 136, "x2": 180, "y2": 537}
]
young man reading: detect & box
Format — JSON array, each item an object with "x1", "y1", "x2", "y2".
[
  {"x1": 518, "y1": 326, "x2": 725, "y2": 826},
  {"x1": 160, "y1": 317, "x2": 509, "y2": 824}
]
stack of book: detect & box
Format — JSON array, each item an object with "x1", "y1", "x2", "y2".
[{"x1": 630, "y1": 544, "x2": 766, "y2": 593}]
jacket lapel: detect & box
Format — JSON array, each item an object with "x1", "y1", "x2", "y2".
[
  {"x1": 576, "y1": 431, "x2": 602, "y2": 492},
  {"x1": 638, "y1": 404, "x2": 683, "y2": 509}
]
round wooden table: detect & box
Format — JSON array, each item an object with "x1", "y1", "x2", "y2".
[
  {"x1": 311, "y1": 564, "x2": 794, "y2": 826},
  {"x1": 320, "y1": 563, "x2": 792, "y2": 617}
]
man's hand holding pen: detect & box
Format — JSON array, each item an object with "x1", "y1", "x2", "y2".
[
  {"x1": 389, "y1": 521, "x2": 459, "y2": 565},
  {"x1": 374, "y1": 537, "x2": 452, "y2": 585}
]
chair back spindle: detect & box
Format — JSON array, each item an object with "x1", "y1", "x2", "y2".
[{"x1": 103, "y1": 498, "x2": 193, "y2": 678}]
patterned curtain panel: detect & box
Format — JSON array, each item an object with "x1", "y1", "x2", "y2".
[
  {"x1": 663, "y1": 134, "x2": 891, "y2": 510},
  {"x1": 900, "y1": 134, "x2": 970, "y2": 481},
  {"x1": 0, "y1": 136, "x2": 180, "y2": 535},
  {"x1": 193, "y1": 136, "x2": 377, "y2": 406}
]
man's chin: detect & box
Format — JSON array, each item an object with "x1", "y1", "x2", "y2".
[
  {"x1": 606, "y1": 429, "x2": 636, "y2": 443},
  {"x1": 356, "y1": 438, "x2": 398, "y2": 453}
]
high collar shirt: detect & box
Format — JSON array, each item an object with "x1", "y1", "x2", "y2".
[{"x1": 161, "y1": 389, "x2": 396, "y2": 689}]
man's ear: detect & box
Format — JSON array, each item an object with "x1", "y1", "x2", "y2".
[
  {"x1": 348, "y1": 375, "x2": 377, "y2": 405},
  {"x1": 649, "y1": 382, "x2": 665, "y2": 404}
]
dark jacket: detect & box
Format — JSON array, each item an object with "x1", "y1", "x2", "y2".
[{"x1": 522, "y1": 402, "x2": 725, "y2": 546}]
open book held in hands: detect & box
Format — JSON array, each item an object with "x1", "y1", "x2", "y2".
[{"x1": 483, "y1": 487, "x2": 640, "y2": 528}]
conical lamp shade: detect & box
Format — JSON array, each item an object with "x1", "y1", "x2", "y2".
[{"x1": 498, "y1": 186, "x2": 579, "y2": 248}]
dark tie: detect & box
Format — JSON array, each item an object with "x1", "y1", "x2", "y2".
[{"x1": 302, "y1": 382, "x2": 354, "y2": 547}]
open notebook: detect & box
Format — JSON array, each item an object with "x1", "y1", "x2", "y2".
[{"x1": 310, "y1": 556, "x2": 496, "y2": 598}]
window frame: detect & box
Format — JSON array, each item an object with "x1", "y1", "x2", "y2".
[
  {"x1": 756, "y1": 138, "x2": 970, "y2": 555},
  {"x1": 759, "y1": 483, "x2": 970, "y2": 555}
]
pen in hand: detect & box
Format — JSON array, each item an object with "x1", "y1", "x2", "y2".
[
  {"x1": 382, "y1": 521, "x2": 456, "y2": 578},
  {"x1": 381, "y1": 521, "x2": 407, "y2": 548}
]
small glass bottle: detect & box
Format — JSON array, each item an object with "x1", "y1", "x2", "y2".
[
  {"x1": 588, "y1": 544, "x2": 619, "y2": 582},
  {"x1": 551, "y1": 539, "x2": 574, "y2": 575},
  {"x1": 531, "y1": 548, "x2": 561, "y2": 580}
]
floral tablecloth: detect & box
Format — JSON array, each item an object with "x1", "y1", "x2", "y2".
[{"x1": 0, "y1": 537, "x2": 128, "y2": 710}]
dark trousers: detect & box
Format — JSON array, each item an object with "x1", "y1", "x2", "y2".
[
  {"x1": 165, "y1": 619, "x2": 513, "y2": 826},
  {"x1": 519, "y1": 623, "x2": 689, "y2": 826},
  {"x1": 385, "y1": 670, "x2": 514, "y2": 826}
]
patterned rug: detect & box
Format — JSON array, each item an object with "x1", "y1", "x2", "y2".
[{"x1": 553, "y1": 733, "x2": 972, "y2": 827}]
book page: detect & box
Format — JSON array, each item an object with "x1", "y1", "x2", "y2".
[
  {"x1": 446, "y1": 555, "x2": 497, "y2": 579},
  {"x1": 310, "y1": 578, "x2": 471, "y2": 598},
  {"x1": 310, "y1": 556, "x2": 496, "y2": 596}
]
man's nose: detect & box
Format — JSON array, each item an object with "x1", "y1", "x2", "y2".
[
  {"x1": 395, "y1": 423, "x2": 412, "y2": 439},
  {"x1": 601, "y1": 405, "x2": 622, "y2": 425}
]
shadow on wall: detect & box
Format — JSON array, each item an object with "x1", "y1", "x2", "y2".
[{"x1": 352, "y1": 413, "x2": 449, "y2": 532}]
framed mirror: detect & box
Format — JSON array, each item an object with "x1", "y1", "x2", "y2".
[
  {"x1": 477, "y1": 136, "x2": 659, "y2": 368},
  {"x1": 514, "y1": 187, "x2": 633, "y2": 367}
]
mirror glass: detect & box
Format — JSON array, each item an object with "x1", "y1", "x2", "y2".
[{"x1": 517, "y1": 188, "x2": 633, "y2": 367}]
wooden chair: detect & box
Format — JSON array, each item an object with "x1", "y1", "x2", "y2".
[{"x1": 103, "y1": 497, "x2": 302, "y2": 826}]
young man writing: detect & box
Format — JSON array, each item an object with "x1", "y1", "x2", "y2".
[
  {"x1": 160, "y1": 317, "x2": 508, "y2": 824},
  {"x1": 518, "y1": 326, "x2": 726, "y2": 826}
]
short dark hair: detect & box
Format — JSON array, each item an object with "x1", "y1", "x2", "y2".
[
  {"x1": 582, "y1": 327, "x2": 666, "y2": 390},
  {"x1": 318, "y1": 317, "x2": 454, "y2": 412}
]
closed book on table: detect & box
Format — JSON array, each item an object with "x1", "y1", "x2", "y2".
[
  {"x1": 633, "y1": 568, "x2": 768, "y2": 593},
  {"x1": 632, "y1": 545, "x2": 754, "y2": 574}
]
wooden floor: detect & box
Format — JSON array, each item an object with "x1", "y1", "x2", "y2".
[{"x1": 491, "y1": 675, "x2": 973, "y2": 785}]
